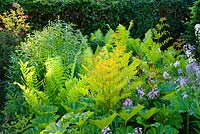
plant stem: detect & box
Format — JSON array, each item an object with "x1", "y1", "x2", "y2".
[{"x1": 187, "y1": 112, "x2": 189, "y2": 134}]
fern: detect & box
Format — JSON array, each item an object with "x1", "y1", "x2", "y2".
[
  {"x1": 82, "y1": 45, "x2": 142, "y2": 112},
  {"x1": 15, "y1": 61, "x2": 47, "y2": 108},
  {"x1": 141, "y1": 30, "x2": 162, "y2": 65},
  {"x1": 44, "y1": 56, "x2": 66, "y2": 105}
]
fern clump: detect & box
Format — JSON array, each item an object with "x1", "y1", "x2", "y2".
[{"x1": 2, "y1": 20, "x2": 88, "y2": 132}]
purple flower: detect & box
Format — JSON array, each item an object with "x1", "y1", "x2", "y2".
[
  {"x1": 134, "y1": 127, "x2": 142, "y2": 134},
  {"x1": 186, "y1": 62, "x2": 198, "y2": 73},
  {"x1": 163, "y1": 71, "x2": 170, "y2": 80},
  {"x1": 178, "y1": 68, "x2": 183, "y2": 75},
  {"x1": 123, "y1": 98, "x2": 133, "y2": 107},
  {"x1": 137, "y1": 89, "x2": 145, "y2": 98},
  {"x1": 182, "y1": 92, "x2": 188, "y2": 99},
  {"x1": 179, "y1": 78, "x2": 187, "y2": 86},
  {"x1": 102, "y1": 126, "x2": 112, "y2": 134},
  {"x1": 147, "y1": 89, "x2": 159, "y2": 99},
  {"x1": 183, "y1": 44, "x2": 195, "y2": 51}
]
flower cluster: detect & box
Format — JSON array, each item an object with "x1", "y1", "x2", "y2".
[
  {"x1": 183, "y1": 44, "x2": 195, "y2": 63},
  {"x1": 147, "y1": 88, "x2": 159, "y2": 99},
  {"x1": 137, "y1": 89, "x2": 145, "y2": 98},
  {"x1": 122, "y1": 98, "x2": 133, "y2": 107}
]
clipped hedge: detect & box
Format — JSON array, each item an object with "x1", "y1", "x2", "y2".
[{"x1": 0, "y1": 0, "x2": 194, "y2": 39}]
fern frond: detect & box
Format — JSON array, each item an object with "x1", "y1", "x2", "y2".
[
  {"x1": 19, "y1": 60, "x2": 40, "y2": 90},
  {"x1": 44, "y1": 56, "x2": 66, "y2": 104},
  {"x1": 15, "y1": 61, "x2": 48, "y2": 107}
]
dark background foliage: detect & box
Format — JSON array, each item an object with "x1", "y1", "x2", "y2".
[{"x1": 0, "y1": 0, "x2": 194, "y2": 38}]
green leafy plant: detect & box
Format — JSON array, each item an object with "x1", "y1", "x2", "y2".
[
  {"x1": 81, "y1": 44, "x2": 142, "y2": 113},
  {"x1": 0, "y1": 3, "x2": 30, "y2": 40},
  {"x1": 1, "y1": 21, "x2": 87, "y2": 133}
]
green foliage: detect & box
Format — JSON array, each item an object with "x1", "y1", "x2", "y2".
[
  {"x1": 119, "y1": 105, "x2": 144, "y2": 126},
  {"x1": 41, "y1": 111, "x2": 94, "y2": 134},
  {"x1": 2, "y1": 19, "x2": 200, "y2": 134},
  {"x1": 90, "y1": 113, "x2": 117, "y2": 130},
  {"x1": 81, "y1": 44, "x2": 142, "y2": 112},
  {"x1": 1, "y1": 21, "x2": 87, "y2": 133},
  {"x1": 0, "y1": 3, "x2": 30, "y2": 109}
]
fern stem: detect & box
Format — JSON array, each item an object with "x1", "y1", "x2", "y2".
[{"x1": 71, "y1": 51, "x2": 81, "y2": 79}]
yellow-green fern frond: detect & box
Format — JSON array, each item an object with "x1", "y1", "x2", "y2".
[{"x1": 44, "y1": 56, "x2": 66, "y2": 104}]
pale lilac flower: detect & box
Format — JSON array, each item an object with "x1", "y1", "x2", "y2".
[
  {"x1": 186, "y1": 62, "x2": 198, "y2": 74},
  {"x1": 163, "y1": 71, "x2": 170, "y2": 80},
  {"x1": 147, "y1": 89, "x2": 159, "y2": 99},
  {"x1": 178, "y1": 68, "x2": 183, "y2": 74},
  {"x1": 183, "y1": 44, "x2": 196, "y2": 63},
  {"x1": 179, "y1": 78, "x2": 187, "y2": 86},
  {"x1": 102, "y1": 126, "x2": 112, "y2": 134},
  {"x1": 182, "y1": 92, "x2": 188, "y2": 99},
  {"x1": 134, "y1": 127, "x2": 142, "y2": 134},
  {"x1": 123, "y1": 98, "x2": 133, "y2": 106},
  {"x1": 174, "y1": 61, "x2": 180, "y2": 67},
  {"x1": 183, "y1": 44, "x2": 195, "y2": 51},
  {"x1": 196, "y1": 68, "x2": 200, "y2": 77},
  {"x1": 137, "y1": 89, "x2": 145, "y2": 98},
  {"x1": 195, "y1": 24, "x2": 200, "y2": 36}
]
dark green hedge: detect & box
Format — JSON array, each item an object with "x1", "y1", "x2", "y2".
[{"x1": 0, "y1": 0, "x2": 194, "y2": 39}]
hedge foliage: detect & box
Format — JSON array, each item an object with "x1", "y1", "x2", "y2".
[{"x1": 0, "y1": 0, "x2": 194, "y2": 39}]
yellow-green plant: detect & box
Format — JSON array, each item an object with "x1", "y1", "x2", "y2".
[
  {"x1": 0, "y1": 3, "x2": 30, "y2": 38},
  {"x1": 81, "y1": 44, "x2": 142, "y2": 112}
]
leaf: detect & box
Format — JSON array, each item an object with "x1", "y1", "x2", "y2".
[
  {"x1": 90, "y1": 113, "x2": 117, "y2": 130},
  {"x1": 169, "y1": 94, "x2": 190, "y2": 113},
  {"x1": 141, "y1": 107, "x2": 158, "y2": 120},
  {"x1": 31, "y1": 114, "x2": 59, "y2": 130},
  {"x1": 35, "y1": 105, "x2": 58, "y2": 115},
  {"x1": 119, "y1": 105, "x2": 144, "y2": 125},
  {"x1": 146, "y1": 124, "x2": 178, "y2": 134},
  {"x1": 40, "y1": 122, "x2": 66, "y2": 134}
]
